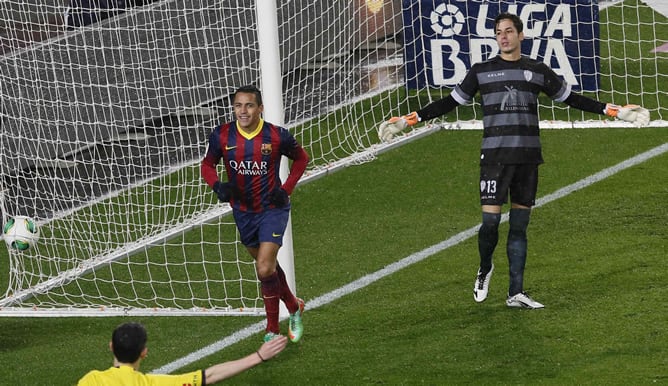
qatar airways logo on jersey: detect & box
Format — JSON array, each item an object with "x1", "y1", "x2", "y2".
[
  {"x1": 229, "y1": 160, "x2": 268, "y2": 176},
  {"x1": 403, "y1": 0, "x2": 600, "y2": 91}
]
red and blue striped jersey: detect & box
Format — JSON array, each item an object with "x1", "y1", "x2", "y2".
[{"x1": 201, "y1": 119, "x2": 309, "y2": 213}]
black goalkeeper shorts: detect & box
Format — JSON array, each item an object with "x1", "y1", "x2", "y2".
[{"x1": 479, "y1": 164, "x2": 539, "y2": 207}]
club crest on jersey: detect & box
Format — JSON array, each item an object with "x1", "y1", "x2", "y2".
[
  {"x1": 261, "y1": 143, "x2": 272, "y2": 155},
  {"x1": 524, "y1": 70, "x2": 533, "y2": 82}
]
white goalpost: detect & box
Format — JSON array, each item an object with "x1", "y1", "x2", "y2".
[{"x1": 0, "y1": 0, "x2": 665, "y2": 316}]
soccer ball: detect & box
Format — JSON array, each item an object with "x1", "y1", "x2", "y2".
[{"x1": 3, "y1": 216, "x2": 39, "y2": 251}]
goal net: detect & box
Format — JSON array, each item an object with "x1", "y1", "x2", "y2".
[{"x1": 0, "y1": 0, "x2": 664, "y2": 316}]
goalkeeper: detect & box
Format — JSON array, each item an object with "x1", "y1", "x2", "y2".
[{"x1": 378, "y1": 12, "x2": 650, "y2": 309}]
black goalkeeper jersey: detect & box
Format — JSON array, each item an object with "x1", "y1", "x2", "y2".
[{"x1": 450, "y1": 56, "x2": 571, "y2": 165}]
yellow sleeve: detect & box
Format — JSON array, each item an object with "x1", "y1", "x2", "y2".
[{"x1": 146, "y1": 370, "x2": 205, "y2": 386}]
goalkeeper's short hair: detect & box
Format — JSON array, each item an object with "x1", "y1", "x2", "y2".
[{"x1": 494, "y1": 12, "x2": 523, "y2": 33}]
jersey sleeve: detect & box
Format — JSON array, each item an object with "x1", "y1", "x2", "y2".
[
  {"x1": 539, "y1": 62, "x2": 571, "y2": 102},
  {"x1": 416, "y1": 95, "x2": 460, "y2": 122},
  {"x1": 146, "y1": 370, "x2": 204, "y2": 386},
  {"x1": 278, "y1": 127, "x2": 309, "y2": 195},
  {"x1": 451, "y1": 63, "x2": 480, "y2": 105},
  {"x1": 201, "y1": 125, "x2": 224, "y2": 189},
  {"x1": 563, "y1": 92, "x2": 607, "y2": 115}
]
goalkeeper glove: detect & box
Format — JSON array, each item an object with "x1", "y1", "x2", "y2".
[
  {"x1": 269, "y1": 187, "x2": 289, "y2": 207},
  {"x1": 605, "y1": 104, "x2": 650, "y2": 127},
  {"x1": 213, "y1": 181, "x2": 240, "y2": 203},
  {"x1": 377, "y1": 111, "x2": 420, "y2": 142}
]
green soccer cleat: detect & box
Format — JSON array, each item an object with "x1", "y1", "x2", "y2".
[
  {"x1": 263, "y1": 332, "x2": 280, "y2": 342},
  {"x1": 288, "y1": 298, "x2": 305, "y2": 343}
]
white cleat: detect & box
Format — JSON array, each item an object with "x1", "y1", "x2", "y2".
[
  {"x1": 473, "y1": 265, "x2": 494, "y2": 303},
  {"x1": 506, "y1": 292, "x2": 544, "y2": 309}
]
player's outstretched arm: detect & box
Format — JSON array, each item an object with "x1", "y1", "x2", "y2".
[
  {"x1": 377, "y1": 111, "x2": 420, "y2": 142},
  {"x1": 605, "y1": 104, "x2": 650, "y2": 127},
  {"x1": 204, "y1": 335, "x2": 288, "y2": 384},
  {"x1": 377, "y1": 95, "x2": 462, "y2": 142}
]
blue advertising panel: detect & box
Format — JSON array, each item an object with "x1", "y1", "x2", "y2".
[{"x1": 403, "y1": 0, "x2": 600, "y2": 91}]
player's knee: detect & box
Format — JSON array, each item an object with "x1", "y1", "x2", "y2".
[
  {"x1": 480, "y1": 212, "x2": 501, "y2": 233},
  {"x1": 255, "y1": 261, "x2": 276, "y2": 279}
]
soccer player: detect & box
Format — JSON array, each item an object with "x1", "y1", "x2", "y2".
[
  {"x1": 201, "y1": 85, "x2": 309, "y2": 341},
  {"x1": 77, "y1": 322, "x2": 288, "y2": 385},
  {"x1": 378, "y1": 12, "x2": 650, "y2": 309}
]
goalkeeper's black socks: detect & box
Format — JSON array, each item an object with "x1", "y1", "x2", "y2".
[
  {"x1": 507, "y1": 208, "x2": 531, "y2": 295},
  {"x1": 478, "y1": 212, "x2": 501, "y2": 274}
]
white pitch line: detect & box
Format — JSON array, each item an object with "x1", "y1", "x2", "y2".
[{"x1": 152, "y1": 141, "x2": 667, "y2": 375}]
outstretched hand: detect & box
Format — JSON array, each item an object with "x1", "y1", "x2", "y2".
[
  {"x1": 377, "y1": 112, "x2": 420, "y2": 142},
  {"x1": 202, "y1": 333, "x2": 289, "y2": 383},
  {"x1": 606, "y1": 104, "x2": 650, "y2": 127},
  {"x1": 257, "y1": 334, "x2": 288, "y2": 361},
  {"x1": 617, "y1": 105, "x2": 650, "y2": 126}
]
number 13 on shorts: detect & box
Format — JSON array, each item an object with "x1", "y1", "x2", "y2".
[{"x1": 481, "y1": 179, "x2": 497, "y2": 195}]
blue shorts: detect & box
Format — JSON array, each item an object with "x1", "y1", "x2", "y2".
[{"x1": 233, "y1": 207, "x2": 290, "y2": 248}]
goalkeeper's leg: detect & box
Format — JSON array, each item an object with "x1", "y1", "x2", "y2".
[
  {"x1": 478, "y1": 211, "x2": 501, "y2": 273},
  {"x1": 507, "y1": 208, "x2": 531, "y2": 296},
  {"x1": 475, "y1": 210, "x2": 501, "y2": 302}
]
